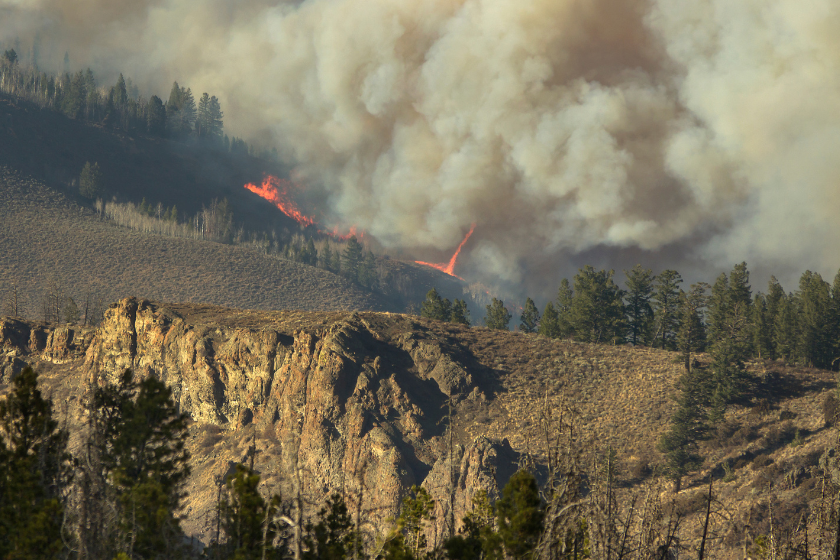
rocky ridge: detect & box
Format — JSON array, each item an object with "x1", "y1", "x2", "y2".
[{"x1": 2, "y1": 298, "x2": 836, "y2": 558}]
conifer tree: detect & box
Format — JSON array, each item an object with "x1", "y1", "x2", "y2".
[
  {"x1": 0, "y1": 367, "x2": 71, "y2": 560},
  {"x1": 147, "y1": 95, "x2": 166, "y2": 136},
  {"x1": 774, "y1": 293, "x2": 799, "y2": 363},
  {"x1": 496, "y1": 470, "x2": 544, "y2": 558},
  {"x1": 798, "y1": 270, "x2": 832, "y2": 368},
  {"x1": 420, "y1": 288, "x2": 451, "y2": 321},
  {"x1": 538, "y1": 302, "x2": 561, "y2": 338},
  {"x1": 519, "y1": 297, "x2": 540, "y2": 333},
  {"x1": 321, "y1": 240, "x2": 334, "y2": 272},
  {"x1": 556, "y1": 278, "x2": 574, "y2": 338},
  {"x1": 624, "y1": 264, "x2": 655, "y2": 345},
  {"x1": 569, "y1": 266, "x2": 625, "y2": 344},
  {"x1": 3, "y1": 48, "x2": 17, "y2": 65},
  {"x1": 112, "y1": 73, "x2": 128, "y2": 106},
  {"x1": 215, "y1": 464, "x2": 285, "y2": 560},
  {"x1": 303, "y1": 493, "x2": 361, "y2": 560},
  {"x1": 359, "y1": 250, "x2": 378, "y2": 289},
  {"x1": 196, "y1": 92, "x2": 210, "y2": 138},
  {"x1": 652, "y1": 269, "x2": 682, "y2": 350},
  {"x1": 765, "y1": 277, "x2": 786, "y2": 360},
  {"x1": 450, "y1": 299, "x2": 471, "y2": 326},
  {"x1": 658, "y1": 367, "x2": 707, "y2": 493},
  {"x1": 93, "y1": 369, "x2": 191, "y2": 559},
  {"x1": 484, "y1": 298, "x2": 512, "y2": 330},
  {"x1": 751, "y1": 293, "x2": 772, "y2": 360},
  {"x1": 677, "y1": 283, "x2": 708, "y2": 373},
  {"x1": 79, "y1": 161, "x2": 103, "y2": 198},
  {"x1": 342, "y1": 236, "x2": 364, "y2": 281}
]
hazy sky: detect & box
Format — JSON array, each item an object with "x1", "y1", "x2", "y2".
[{"x1": 3, "y1": 0, "x2": 839, "y2": 296}]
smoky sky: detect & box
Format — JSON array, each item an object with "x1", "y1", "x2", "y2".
[{"x1": 3, "y1": 0, "x2": 840, "y2": 297}]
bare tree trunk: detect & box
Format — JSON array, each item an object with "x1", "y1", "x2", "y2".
[{"x1": 698, "y1": 476, "x2": 713, "y2": 560}]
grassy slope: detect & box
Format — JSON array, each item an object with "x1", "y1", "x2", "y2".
[{"x1": 0, "y1": 166, "x2": 393, "y2": 312}]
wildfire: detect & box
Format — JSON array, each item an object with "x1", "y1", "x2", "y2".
[
  {"x1": 244, "y1": 175, "x2": 365, "y2": 240},
  {"x1": 244, "y1": 176, "x2": 316, "y2": 228},
  {"x1": 415, "y1": 224, "x2": 476, "y2": 280}
]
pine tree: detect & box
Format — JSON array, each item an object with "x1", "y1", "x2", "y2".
[
  {"x1": 538, "y1": 302, "x2": 560, "y2": 338},
  {"x1": 798, "y1": 270, "x2": 832, "y2": 368},
  {"x1": 359, "y1": 250, "x2": 378, "y2": 289},
  {"x1": 450, "y1": 299, "x2": 471, "y2": 326},
  {"x1": 556, "y1": 278, "x2": 574, "y2": 338},
  {"x1": 79, "y1": 161, "x2": 103, "y2": 198},
  {"x1": 303, "y1": 493, "x2": 361, "y2": 560},
  {"x1": 484, "y1": 298, "x2": 512, "y2": 330},
  {"x1": 147, "y1": 95, "x2": 166, "y2": 136},
  {"x1": 774, "y1": 293, "x2": 799, "y2": 363},
  {"x1": 519, "y1": 297, "x2": 540, "y2": 333},
  {"x1": 420, "y1": 288, "x2": 452, "y2": 321},
  {"x1": 196, "y1": 92, "x2": 210, "y2": 138},
  {"x1": 496, "y1": 470, "x2": 544, "y2": 558},
  {"x1": 342, "y1": 236, "x2": 364, "y2": 281},
  {"x1": 652, "y1": 269, "x2": 682, "y2": 350},
  {"x1": 765, "y1": 276, "x2": 786, "y2": 360},
  {"x1": 215, "y1": 464, "x2": 285, "y2": 560},
  {"x1": 657, "y1": 367, "x2": 707, "y2": 493},
  {"x1": 624, "y1": 264, "x2": 655, "y2": 345},
  {"x1": 93, "y1": 369, "x2": 191, "y2": 559},
  {"x1": 63, "y1": 297, "x2": 80, "y2": 324},
  {"x1": 829, "y1": 270, "x2": 840, "y2": 369},
  {"x1": 382, "y1": 486, "x2": 436, "y2": 558},
  {"x1": 569, "y1": 266, "x2": 625, "y2": 344},
  {"x1": 0, "y1": 367, "x2": 71, "y2": 560},
  {"x1": 112, "y1": 73, "x2": 128, "y2": 106},
  {"x1": 677, "y1": 283, "x2": 708, "y2": 373},
  {"x1": 207, "y1": 95, "x2": 224, "y2": 139},
  {"x1": 321, "y1": 240, "x2": 334, "y2": 272},
  {"x1": 751, "y1": 293, "x2": 772, "y2": 360},
  {"x1": 3, "y1": 48, "x2": 17, "y2": 65}
]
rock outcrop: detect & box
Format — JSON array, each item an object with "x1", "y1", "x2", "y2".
[{"x1": 72, "y1": 298, "x2": 515, "y2": 539}]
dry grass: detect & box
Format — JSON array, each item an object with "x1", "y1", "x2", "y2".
[{"x1": 0, "y1": 166, "x2": 395, "y2": 316}]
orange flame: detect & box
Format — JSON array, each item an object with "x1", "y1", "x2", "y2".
[
  {"x1": 244, "y1": 176, "x2": 316, "y2": 227},
  {"x1": 415, "y1": 224, "x2": 476, "y2": 280}
]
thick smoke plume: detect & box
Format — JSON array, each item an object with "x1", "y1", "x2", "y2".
[{"x1": 3, "y1": 0, "x2": 840, "y2": 293}]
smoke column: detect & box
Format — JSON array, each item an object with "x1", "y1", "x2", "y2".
[{"x1": 3, "y1": 0, "x2": 840, "y2": 293}]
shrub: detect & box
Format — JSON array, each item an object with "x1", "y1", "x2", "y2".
[
  {"x1": 762, "y1": 422, "x2": 795, "y2": 449},
  {"x1": 824, "y1": 393, "x2": 839, "y2": 427}
]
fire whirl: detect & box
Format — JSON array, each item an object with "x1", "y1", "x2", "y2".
[
  {"x1": 244, "y1": 176, "x2": 316, "y2": 228},
  {"x1": 415, "y1": 224, "x2": 476, "y2": 280}
]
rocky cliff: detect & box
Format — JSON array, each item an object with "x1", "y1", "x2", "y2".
[
  {"x1": 1, "y1": 298, "x2": 521, "y2": 543},
  {"x1": 4, "y1": 297, "x2": 831, "y2": 558}
]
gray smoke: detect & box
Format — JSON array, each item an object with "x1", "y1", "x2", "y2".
[{"x1": 3, "y1": 0, "x2": 839, "y2": 294}]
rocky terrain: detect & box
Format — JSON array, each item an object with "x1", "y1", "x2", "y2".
[{"x1": 1, "y1": 298, "x2": 838, "y2": 558}]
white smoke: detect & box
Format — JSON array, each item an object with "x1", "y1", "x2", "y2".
[{"x1": 3, "y1": 0, "x2": 839, "y2": 291}]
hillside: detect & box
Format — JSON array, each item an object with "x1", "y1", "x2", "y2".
[
  {"x1": 1, "y1": 299, "x2": 836, "y2": 558},
  {"x1": 0, "y1": 93, "x2": 477, "y2": 318},
  {"x1": 0, "y1": 166, "x2": 393, "y2": 313}
]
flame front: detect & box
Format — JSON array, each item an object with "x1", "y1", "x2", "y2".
[
  {"x1": 244, "y1": 176, "x2": 316, "y2": 227},
  {"x1": 415, "y1": 224, "x2": 476, "y2": 280}
]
